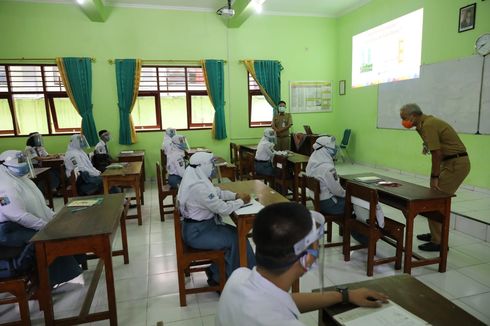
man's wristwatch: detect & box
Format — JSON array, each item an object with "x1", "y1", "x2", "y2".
[{"x1": 336, "y1": 286, "x2": 349, "y2": 304}]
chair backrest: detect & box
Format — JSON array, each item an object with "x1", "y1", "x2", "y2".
[
  {"x1": 345, "y1": 181, "x2": 378, "y2": 224},
  {"x1": 173, "y1": 202, "x2": 186, "y2": 258},
  {"x1": 300, "y1": 174, "x2": 321, "y2": 211},
  {"x1": 340, "y1": 129, "x2": 351, "y2": 148},
  {"x1": 241, "y1": 151, "x2": 255, "y2": 178},
  {"x1": 229, "y1": 143, "x2": 238, "y2": 164},
  {"x1": 156, "y1": 161, "x2": 163, "y2": 192},
  {"x1": 69, "y1": 168, "x2": 79, "y2": 197}
]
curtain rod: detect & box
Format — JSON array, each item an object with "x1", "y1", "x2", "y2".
[
  {"x1": 107, "y1": 59, "x2": 227, "y2": 65},
  {"x1": 0, "y1": 57, "x2": 96, "y2": 63},
  {"x1": 239, "y1": 59, "x2": 282, "y2": 63}
]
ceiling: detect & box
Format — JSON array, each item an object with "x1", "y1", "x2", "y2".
[{"x1": 17, "y1": 0, "x2": 372, "y2": 18}]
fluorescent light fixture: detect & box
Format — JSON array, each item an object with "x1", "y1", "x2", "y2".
[
  {"x1": 76, "y1": 0, "x2": 85, "y2": 4},
  {"x1": 252, "y1": 0, "x2": 265, "y2": 13}
]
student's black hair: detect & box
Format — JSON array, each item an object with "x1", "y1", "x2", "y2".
[
  {"x1": 26, "y1": 132, "x2": 39, "y2": 147},
  {"x1": 278, "y1": 100, "x2": 286, "y2": 105},
  {"x1": 253, "y1": 202, "x2": 312, "y2": 275},
  {"x1": 98, "y1": 129, "x2": 108, "y2": 137}
]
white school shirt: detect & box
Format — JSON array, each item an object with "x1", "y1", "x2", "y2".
[
  {"x1": 216, "y1": 267, "x2": 303, "y2": 326},
  {"x1": 94, "y1": 140, "x2": 108, "y2": 155},
  {"x1": 166, "y1": 148, "x2": 186, "y2": 177},
  {"x1": 255, "y1": 138, "x2": 275, "y2": 161}
]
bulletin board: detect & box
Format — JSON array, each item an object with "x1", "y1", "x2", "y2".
[{"x1": 290, "y1": 81, "x2": 332, "y2": 113}]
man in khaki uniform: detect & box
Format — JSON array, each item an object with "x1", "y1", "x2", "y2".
[
  {"x1": 272, "y1": 100, "x2": 293, "y2": 151},
  {"x1": 400, "y1": 103, "x2": 471, "y2": 252}
]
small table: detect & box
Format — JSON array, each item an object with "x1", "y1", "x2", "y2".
[
  {"x1": 31, "y1": 167, "x2": 54, "y2": 209},
  {"x1": 319, "y1": 274, "x2": 485, "y2": 326},
  {"x1": 286, "y1": 152, "x2": 310, "y2": 202},
  {"x1": 118, "y1": 151, "x2": 145, "y2": 205},
  {"x1": 102, "y1": 162, "x2": 143, "y2": 225},
  {"x1": 341, "y1": 174, "x2": 454, "y2": 274},
  {"x1": 31, "y1": 194, "x2": 127, "y2": 326}
]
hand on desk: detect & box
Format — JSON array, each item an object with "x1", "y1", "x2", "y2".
[
  {"x1": 349, "y1": 288, "x2": 388, "y2": 308},
  {"x1": 430, "y1": 178, "x2": 441, "y2": 191},
  {"x1": 236, "y1": 193, "x2": 251, "y2": 204}
]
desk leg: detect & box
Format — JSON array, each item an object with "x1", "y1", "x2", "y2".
[
  {"x1": 134, "y1": 180, "x2": 142, "y2": 225},
  {"x1": 102, "y1": 237, "x2": 118, "y2": 326},
  {"x1": 403, "y1": 211, "x2": 416, "y2": 274},
  {"x1": 103, "y1": 177, "x2": 110, "y2": 194},
  {"x1": 120, "y1": 210, "x2": 129, "y2": 264},
  {"x1": 35, "y1": 242, "x2": 55, "y2": 325},
  {"x1": 439, "y1": 200, "x2": 451, "y2": 273},
  {"x1": 293, "y1": 164, "x2": 300, "y2": 202},
  {"x1": 238, "y1": 219, "x2": 248, "y2": 267}
]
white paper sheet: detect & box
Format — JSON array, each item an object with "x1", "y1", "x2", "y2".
[{"x1": 234, "y1": 199, "x2": 264, "y2": 215}]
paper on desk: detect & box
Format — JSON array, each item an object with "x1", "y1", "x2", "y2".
[
  {"x1": 234, "y1": 199, "x2": 264, "y2": 215},
  {"x1": 334, "y1": 300, "x2": 430, "y2": 326},
  {"x1": 121, "y1": 150, "x2": 134, "y2": 154},
  {"x1": 355, "y1": 176, "x2": 382, "y2": 183},
  {"x1": 67, "y1": 198, "x2": 103, "y2": 207}
]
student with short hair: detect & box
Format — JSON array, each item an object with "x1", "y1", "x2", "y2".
[
  {"x1": 217, "y1": 202, "x2": 388, "y2": 326},
  {"x1": 93, "y1": 129, "x2": 113, "y2": 172}
]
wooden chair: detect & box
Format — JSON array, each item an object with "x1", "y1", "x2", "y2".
[
  {"x1": 0, "y1": 247, "x2": 34, "y2": 326},
  {"x1": 156, "y1": 162, "x2": 177, "y2": 222},
  {"x1": 173, "y1": 204, "x2": 226, "y2": 307},
  {"x1": 240, "y1": 152, "x2": 274, "y2": 186},
  {"x1": 301, "y1": 174, "x2": 346, "y2": 248},
  {"x1": 69, "y1": 169, "x2": 79, "y2": 197},
  {"x1": 273, "y1": 155, "x2": 293, "y2": 197},
  {"x1": 160, "y1": 149, "x2": 167, "y2": 183},
  {"x1": 343, "y1": 181, "x2": 405, "y2": 276},
  {"x1": 229, "y1": 143, "x2": 240, "y2": 171}
]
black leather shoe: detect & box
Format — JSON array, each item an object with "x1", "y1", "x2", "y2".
[
  {"x1": 418, "y1": 242, "x2": 441, "y2": 252},
  {"x1": 416, "y1": 233, "x2": 432, "y2": 242}
]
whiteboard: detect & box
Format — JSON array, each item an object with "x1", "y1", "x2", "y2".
[
  {"x1": 378, "y1": 55, "x2": 483, "y2": 134},
  {"x1": 479, "y1": 56, "x2": 490, "y2": 134}
]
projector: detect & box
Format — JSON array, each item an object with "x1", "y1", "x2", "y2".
[{"x1": 217, "y1": 7, "x2": 235, "y2": 17}]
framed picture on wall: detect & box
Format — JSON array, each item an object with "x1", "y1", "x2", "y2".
[{"x1": 458, "y1": 3, "x2": 476, "y2": 33}]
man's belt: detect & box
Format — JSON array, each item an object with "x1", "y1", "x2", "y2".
[
  {"x1": 442, "y1": 152, "x2": 468, "y2": 161},
  {"x1": 255, "y1": 159, "x2": 269, "y2": 163},
  {"x1": 183, "y1": 218, "x2": 203, "y2": 223}
]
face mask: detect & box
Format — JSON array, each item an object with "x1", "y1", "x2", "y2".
[
  {"x1": 7, "y1": 163, "x2": 29, "y2": 177},
  {"x1": 101, "y1": 134, "x2": 111, "y2": 142},
  {"x1": 326, "y1": 147, "x2": 337, "y2": 157},
  {"x1": 278, "y1": 106, "x2": 286, "y2": 113},
  {"x1": 401, "y1": 119, "x2": 414, "y2": 129},
  {"x1": 177, "y1": 143, "x2": 187, "y2": 151}
]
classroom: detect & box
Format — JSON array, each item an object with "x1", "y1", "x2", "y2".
[{"x1": 0, "y1": 0, "x2": 489, "y2": 325}]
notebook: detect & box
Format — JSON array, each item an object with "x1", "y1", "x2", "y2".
[{"x1": 354, "y1": 176, "x2": 383, "y2": 183}]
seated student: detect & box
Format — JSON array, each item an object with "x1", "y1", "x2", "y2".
[
  {"x1": 92, "y1": 129, "x2": 113, "y2": 172},
  {"x1": 216, "y1": 202, "x2": 388, "y2": 326},
  {"x1": 64, "y1": 134, "x2": 103, "y2": 195},
  {"x1": 177, "y1": 152, "x2": 256, "y2": 285},
  {"x1": 25, "y1": 132, "x2": 61, "y2": 195},
  {"x1": 0, "y1": 150, "x2": 82, "y2": 284},
  {"x1": 162, "y1": 127, "x2": 176, "y2": 155},
  {"x1": 254, "y1": 128, "x2": 278, "y2": 177},
  {"x1": 166, "y1": 134, "x2": 187, "y2": 188}
]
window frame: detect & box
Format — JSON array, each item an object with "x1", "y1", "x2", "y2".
[
  {"x1": 0, "y1": 64, "x2": 80, "y2": 137},
  {"x1": 247, "y1": 72, "x2": 273, "y2": 128},
  {"x1": 134, "y1": 65, "x2": 213, "y2": 132}
]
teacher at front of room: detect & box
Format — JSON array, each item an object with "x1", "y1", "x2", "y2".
[
  {"x1": 399, "y1": 103, "x2": 471, "y2": 252},
  {"x1": 271, "y1": 100, "x2": 293, "y2": 151}
]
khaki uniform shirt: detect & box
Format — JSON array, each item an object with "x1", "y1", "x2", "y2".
[
  {"x1": 416, "y1": 115, "x2": 466, "y2": 156},
  {"x1": 272, "y1": 113, "x2": 292, "y2": 137}
]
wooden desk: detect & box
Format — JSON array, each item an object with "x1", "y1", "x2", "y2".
[
  {"x1": 291, "y1": 134, "x2": 319, "y2": 156},
  {"x1": 287, "y1": 152, "x2": 310, "y2": 202},
  {"x1": 185, "y1": 147, "x2": 211, "y2": 159},
  {"x1": 102, "y1": 162, "x2": 143, "y2": 225},
  {"x1": 31, "y1": 167, "x2": 54, "y2": 209},
  {"x1": 31, "y1": 194, "x2": 127, "y2": 326},
  {"x1": 319, "y1": 274, "x2": 485, "y2": 326},
  {"x1": 118, "y1": 151, "x2": 145, "y2": 205},
  {"x1": 215, "y1": 157, "x2": 237, "y2": 182},
  {"x1": 341, "y1": 174, "x2": 454, "y2": 274},
  {"x1": 39, "y1": 157, "x2": 68, "y2": 204}
]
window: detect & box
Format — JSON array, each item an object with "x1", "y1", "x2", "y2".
[
  {"x1": 0, "y1": 64, "x2": 81, "y2": 136},
  {"x1": 132, "y1": 66, "x2": 214, "y2": 131},
  {"x1": 248, "y1": 73, "x2": 273, "y2": 127}
]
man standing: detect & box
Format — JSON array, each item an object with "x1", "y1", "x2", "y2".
[
  {"x1": 272, "y1": 100, "x2": 293, "y2": 151},
  {"x1": 400, "y1": 104, "x2": 470, "y2": 252}
]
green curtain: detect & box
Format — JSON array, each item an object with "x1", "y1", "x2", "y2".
[
  {"x1": 115, "y1": 59, "x2": 141, "y2": 145},
  {"x1": 253, "y1": 60, "x2": 283, "y2": 115},
  {"x1": 56, "y1": 57, "x2": 98, "y2": 145},
  {"x1": 202, "y1": 59, "x2": 227, "y2": 140}
]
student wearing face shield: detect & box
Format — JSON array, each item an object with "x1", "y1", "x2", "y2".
[
  {"x1": 166, "y1": 134, "x2": 188, "y2": 188},
  {"x1": 162, "y1": 127, "x2": 176, "y2": 155},
  {"x1": 64, "y1": 134, "x2": 104, "y2": 195},
  {"x1": 177, "y1": 152, "x2": 255, "y2": 286},
  {"x1": 216, "y1": 202, "x2": 388, "y2": 326},
  {"x1": 271, "y1": 100, "x2": 293, "y2": 151},
  {"x1": 92, "y1": 130, "x2": 114, "y2": 172},
  {"x1": 254, "y1": 128, "x2": 279, "y2": 177},
  {"x1": 0, "y1": 150, "x2": 83, "y2": 284}
]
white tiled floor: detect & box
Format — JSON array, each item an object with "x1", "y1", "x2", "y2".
[{"x1": 1, "y1": 164, "x2": 490, "y2": 325}]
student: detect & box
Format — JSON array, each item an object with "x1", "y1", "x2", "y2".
[
  {"x1": 0, "y1": 150, "x2": 82, "y2": 284},
  {"x1": 162, "y1": 127, "x2": 176, "y2": 154},
  {"x1": 216, "y1": 202, "x2": 388, "y2": 326},
  {"x1": 93, "y1": 129, "x2": 113, "y2": 172},
  {"x1": 271, "y1": 100, "x2": 293, "y2": 150},
  {"x1": 25, "y1": 132, "x2": 61, "y2": 194},
  {"x1": 254, "y1": 128, "x2": 278, "y2": 177},
  {"x1": 166, "y1": 134, "x2": 187, "y2": 188},
  {"x1": 177, "y1": 152, "x2": 255, "y2": 285},
  {"x1": 64, "y1": 134, "x2": 103, "y2": 195}
]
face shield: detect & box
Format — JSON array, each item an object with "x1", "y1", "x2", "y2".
[
  {"x1": 79, "y1": 135, "x2": 90, "y2": 149},
  {"x1": 172, "y1": 135, "x2": 188, "y2": 151},
  {"x1": 29, "y1": 133, "x2": 44, "y2": 147},
  {"x1": 1, "y1": 150, "x2": 35, "y2": 178},
  {"x1": 264, "y1": 128, "x2": 277, "y2": 144}
]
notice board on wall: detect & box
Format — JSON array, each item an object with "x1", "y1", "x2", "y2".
[{"x1": 290, "y1": 81, "x2": 332, "y2": 113}]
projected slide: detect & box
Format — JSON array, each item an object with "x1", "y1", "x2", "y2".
[{"x1": 352, "y1": 8, "x2": 423, "y2": 88}]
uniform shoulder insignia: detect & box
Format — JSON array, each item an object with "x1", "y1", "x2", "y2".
[
  {"x1": 208, "y1": 193, "x2": 215, "y2": 200},
  {"x1": 0, "y1": 196, "x2": 11, "y2": 206},
  {"x1": 71, "y1": 157, "x2": 78, "y2": 165}
]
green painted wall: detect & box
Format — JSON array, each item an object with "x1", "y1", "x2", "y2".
[
  {"x1": 0, "y1": 1, "x2": 338, "y2": 178},
  {"x1": 0, "y1": 0, "x2": 489, "y2": 189},
  {"x1": 336, "y1": 0, "x2": 490, "y2": 189}
]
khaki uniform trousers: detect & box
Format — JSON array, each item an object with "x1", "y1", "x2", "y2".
[
  {"x1": 276, "y1": 136, "x2": 290, "y2": 151},
  {"x1": 429, "y1": 156, "x2": 470, "y2": 244}
]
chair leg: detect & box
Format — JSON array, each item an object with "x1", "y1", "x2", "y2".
[
  {"x1": 367, "y1": 237, "x2": 376, "y2": 277},
  {"x1": 343, "y1": 224, "x2": 351, "y2": 261},
  {"x1": 326, "y1": 221, "x2": 332, "y2": 243},
  {"x1": 217, "y1": 256, "x2": 226, "y2": 293},
  {"x1": 11, "y1": 279, "x2": 31, "y2": 326},
  {"x1": 395, "y1": 231, "x2": 404, "y2": 270},
  {"x1": 177, "y1": 266, "x2": 187, "y2": 307},
  {"x1": 159, "y1": 201, "x2": 165, "y2": 222}
]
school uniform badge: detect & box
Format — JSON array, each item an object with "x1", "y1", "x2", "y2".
[{"x1": 0, "y1": 197, "x2": 10, "y2": 206}]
